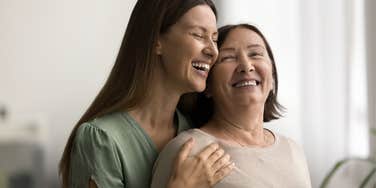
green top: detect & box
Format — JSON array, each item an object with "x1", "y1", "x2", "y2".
[{"x1": 69, "y1": 110, "x2": 191, "y2": 188}]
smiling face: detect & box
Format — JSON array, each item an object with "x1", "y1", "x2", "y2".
[
  {"x1": 157, "y1": 5, "x2": 218, "y2": 93},
  {"x1": 207, "y1": 27, "x2": 274, "y2": 109}
]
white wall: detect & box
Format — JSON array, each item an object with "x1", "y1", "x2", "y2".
[
  {"x1": 299, "y1": 0, "x2": 350, "y2": 186},
  {"x1": 0, "y1": 0, "x2": 137, "y2": 186}
]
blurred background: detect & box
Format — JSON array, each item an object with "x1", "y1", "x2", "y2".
[{"x1": 0, "y1": 0, "x2": 375, "y2": 187}]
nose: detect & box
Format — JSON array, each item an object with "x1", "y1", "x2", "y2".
[
  {"x1": 236, "y1": 53, "x2": 255, "y2": 73},
  {"x1": 202, "y1": 40, "x2": 218, "y2": 62}
]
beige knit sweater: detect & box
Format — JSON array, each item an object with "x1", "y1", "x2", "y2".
[{"x1": 151, "y1": 128, "x2": 312, "y2": 188}]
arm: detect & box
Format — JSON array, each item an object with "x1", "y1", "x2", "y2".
[{"x1": 70, "y1": 123, "x2": 124, "y2": 188}]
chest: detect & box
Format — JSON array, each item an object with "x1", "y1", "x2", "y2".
[
  {"x1": 216, "y1": 149, "x2": 309, "y2": 188},
  {"x1": 114, "y1": 131, "x2": 159, "y2": 188}
]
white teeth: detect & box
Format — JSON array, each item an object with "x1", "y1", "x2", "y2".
[
  {"x1": 192, "y1": 62, "x2": 210, "y2": 71},
  {"x1": 234, "y1": 80, "x2": 257, "y2": 88}
]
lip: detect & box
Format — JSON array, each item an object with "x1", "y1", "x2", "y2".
[
  {"x1": 193, "y1": 56, "x2": 214, "y2": 64},
  {"x1": 192, "y1": 58, "x2": 212, "y2": 63},
  {"x1": 193, "y1": 67, "x2": 209, "y2": 78},
  {"x1": 192, "y1": 59, "x2": 213, "y2": 66}
]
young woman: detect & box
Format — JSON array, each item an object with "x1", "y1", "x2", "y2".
[
  {"x1": 152, "y1": 24, "x2": 312, "y2": 188},
  {"x1": 59, "y1": 0, "x2": 234, "y2": 187}
]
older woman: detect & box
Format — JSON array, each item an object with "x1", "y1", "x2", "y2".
[{"x1": 151, "y1": 24, "x2": 312, "y2": 188}]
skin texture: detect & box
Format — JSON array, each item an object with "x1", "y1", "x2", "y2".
[
  {"x1": 210, "y1": 27, "x2": 273, "y2": 111},
  {"x1": 157, "y1": 5, "x2": 218, "y2": 93},
  {"x1": 89, "y1": 5, "x2": 232, "y2": 188},
  {"x1": 202, "y1": 27, "x2": 275, "y2": 147},
  {"x1": 137, "y1": 4, "x2": 218, "y2": 153}
]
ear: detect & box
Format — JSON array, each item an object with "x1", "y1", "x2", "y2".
[{"x1": 155, "y1": 38, "x2": 163, "y2": 55}]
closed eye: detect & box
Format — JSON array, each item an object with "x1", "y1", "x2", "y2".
[
  {"x1": 192, "y1": 33, "x2": 204, "y2": 39},
  {"x1": 248, "y1": 52, "x2": 263, "y2": 58},
  {"x1": 220, "y1": 56, "x2": 236, "y2": 62}
]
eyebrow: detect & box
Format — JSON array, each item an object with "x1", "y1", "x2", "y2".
[
  {"x1": 188, "y1": 25, "x2": 218, "y2": 35},
  {"x1": 247, "y1": 44, "x2": 265, "y2": 49},
  {"x1": 220, "y1": 44, "x2": 265, "y2": 51}
]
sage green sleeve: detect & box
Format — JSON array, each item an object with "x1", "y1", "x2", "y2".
[{"x1": 69, "y1": 123, "x2": 125, "y2": 188}]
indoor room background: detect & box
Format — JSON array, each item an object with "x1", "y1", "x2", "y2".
[{"x1": 0, "y1": 0, "x2": 375, "y2": 187}]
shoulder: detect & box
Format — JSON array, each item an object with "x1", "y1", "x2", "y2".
[
  {"x1": 160, "y1": 129, "x2": 217, "y2": 159},
  {"x1": 283, "y1": 136, "x2": 304, "y2": 151},
  {"x1": 151, "y1": 129, "x2": 216, "y2": 188},
  {"x1": 71, "y1": 120, "x2": 124, "y2": 188},
  {"x1": 73, "y1": 112, "x2": 132, "y2": 154},
  {"x1": 276, "y1": 134, "x2": 307, "y2": 159},
  {"x1": 76, "y1": 112, "x2": 134, "y2": 143},
  {"x1": 89, "y1": 112, "x2": 128, "y2": 133},
  {"x1": 74, "y1": 121, "x2": 119, "y2": 153},
  {"x1": 275, "y1": 134, "x2": 311, "y2": 186}
]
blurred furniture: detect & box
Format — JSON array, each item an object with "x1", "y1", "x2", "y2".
[
  {"x1": 321, "y1": 158, "x2": 376, "y2": 188},
  {"x1": 0, "y1": 120, "x2": 47, "y2": 188}
]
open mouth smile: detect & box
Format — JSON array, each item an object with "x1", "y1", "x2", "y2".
[
  {"x1": 192, "y1": 61, "x2": 210, "y2": 72},
  {"x1": 232, "y1": 79, "x2": 261, "y2": 88}
]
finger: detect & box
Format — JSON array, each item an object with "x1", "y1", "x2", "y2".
[
  {"x1": 175, "y1": 138, "x2": 194, "y2": 165},
  {"x1": 206, "y1": 148, "x2": 225, "y2": 166},
  {"x1": 196, "y1": 143, "x2": 219, "y2": 162},
  {"x1": 211, "y1": 162, "x2": 235, "y2": 185},
  {"x1": 212, "y1": 153, "x2": 231, "y2": 172}
]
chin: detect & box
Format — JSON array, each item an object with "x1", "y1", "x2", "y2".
[{"x1": 189, "y1": 82, "x2": 206, "y2": 93}]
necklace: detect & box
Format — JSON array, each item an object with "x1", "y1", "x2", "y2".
[
  {"x1": 222, "y1": 125, "x2": 247, "y2": 147},
  {"x1": 217, "y1": 118, "x2": 270, "y2": 147}
]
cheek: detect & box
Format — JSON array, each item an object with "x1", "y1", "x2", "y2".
[
  {"x1": 162, "y1": 37, "x2": 200, "y2": 63},
  {"x1": 211, "y1": 64, "x2": 234, "y2": 83},
  {"x1": 209, "y1": 65, "x2": 234, "y2": 93},
  {"x1": 219, "y1": 62, "x2": 237, "y2": 74},
  {"x1": 180, "y1": 38, "x2": 204, "y2": 57},
  {"x1": 260, "y1": 64, "x2": 274, "y2": 90}
]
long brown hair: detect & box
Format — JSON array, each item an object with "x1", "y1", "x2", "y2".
[
  {"x1": 59, "y1": 0, "x2": 217, "y2": 187},
  {"x1": 179, "y1": 24, "x2": 284, "y2": 126}
]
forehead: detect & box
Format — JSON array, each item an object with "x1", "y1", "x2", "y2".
[
  {"x1": 220, "y1": 27, "x2": 265, "y2": 50},
  {"x1": 176, "y1": 5, "x2": 217, "y2": 32}
]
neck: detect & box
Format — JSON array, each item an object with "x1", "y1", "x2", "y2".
[
  {"x1": 128, "y1": 72, "x2": 182, "y2": 129},
  {"x1": 206, "y1": 103, "x2": 272, "y2": 147},
  {"x1": 215, "y1": 102, "x2": 265, "y2": 131}
]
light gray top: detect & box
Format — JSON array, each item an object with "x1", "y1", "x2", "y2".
[{"x1": 151, "y1": 128, "x2": 312, "y2": 188}]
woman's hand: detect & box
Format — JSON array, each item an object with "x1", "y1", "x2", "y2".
[{"x1": 167, "y1": 138, "x2": 234, "y2": 188}]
